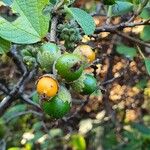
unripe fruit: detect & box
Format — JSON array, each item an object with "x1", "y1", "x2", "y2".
[
  {"x1": 71, "y1": 73, "x2": 97, "y2": 95},
  {"x1": 37, "y1": 42, "x2": 61, "y2": 71},
  {"x1": 36, "y1": 75, "x2": 59, "y2": 98},
  {"x1": 41, "y1": 86, "x2": 72, "y2": 118},
  {"x1": 55, "y1": 53, "x2": 84, "y2": 82},
  {"x1": 73, "y1": 45, "x2": 96, "y2": 63}
]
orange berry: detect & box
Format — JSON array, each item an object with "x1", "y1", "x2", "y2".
[
  {"x1": 74, "y1": 45, "x2": 96, "y2": 63},
  {"x1": 36, "y1": 75, "x2": 59, "y2": 97}
]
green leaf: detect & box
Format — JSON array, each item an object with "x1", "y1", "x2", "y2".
[
  {"x1": 0, "y1": 0, "x2": 50, "y2": 44},
  {"x1": 2, "y1": 0, "x2": 13, "y2": 5},
  {"x1": 132, "y1": 123, "x2": 150, "y2": 138},
  {"x1": 65, "y1": 6, "x2": 95, "y2": 35},
  {"x1": 140, "y1": 25, "x2": 150, "y2": 42},
  {"x1": 70, "y1": 134, "x2": 86, "y2": 150},
  {"x1": 2, "y1": 104, "x2": 27, "y2": 120},
  {"x1": 144, "y1": 58, "x2": 150, "y2": 75},
  {"x1": 136, "y1": 78, "x2": 147, "y2": 90},
  {"x1": 112, "y1": 1, "x2": 133, "y2": 16},
  {"x1": 0, "y1": 37, "x2": 11, "y2": 54},
  {"x1": 8, "y1": 147, "x2": 21, "y2": 150},
  {"x1": 32, "y1": 91, "x2": 40, "y2": 104},
  {"x1": 116, "y1": 44, "x2": 137, "y2": 59},
  {"x1": 140, "y1": 8, "x2": 150, "y2": 19}
]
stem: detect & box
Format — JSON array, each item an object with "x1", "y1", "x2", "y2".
[
  {"x1": 106, "y1": 6, "x2": 113, "y2": 24},
  {"x1": 49, "y1": 15, "x2": 58, "y2": 42},
  {"x1": 136, "y1": 45, "x2": 145, "y2": 59}
]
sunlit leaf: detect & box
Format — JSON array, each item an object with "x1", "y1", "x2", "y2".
[
  {"x1": 65, "y1": 6, "x2": 95, "y2": 35},
  {"x1": 0, "y1": 0, "x2": 50, "y2": 44}
]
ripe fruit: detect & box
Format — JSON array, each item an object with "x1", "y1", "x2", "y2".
[
  {"x1": 36, "y1": 75, "x2": 59, "y2": 97},
  {"x1": 73, "y1": 45, "x2": 96, "y2": 63},
  {"x1": 55, "y1": 53, "x2": 84, "y2": 82},
  {"x1": 37, "y1": 42, "x2": 61, "y2": 71},
  {"x1": 41, "y1": 86, "x2": 72, "y2": 118},
  {"x1": 71, "y1": 73, "x2": 97, "y2": 95}
]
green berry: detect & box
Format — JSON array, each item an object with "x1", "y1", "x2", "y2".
[
  {"x1": 55, "y1": 53, "x2": 84, "y2": 82},
  {"x1": 41, "y1": 86, "x2": 72, "y2": 118},
  {"x1": 71, "y1": 73, "x2": 97, "y2": 95},
  {"x1": 37, "y1": 42, "x2": 61, "y2": 72}
]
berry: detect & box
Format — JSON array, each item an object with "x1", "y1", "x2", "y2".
[
  {"x1": 71, "y1": 73, "x2": 97, "y2": 95},
  {"x1": 55, "y1": 53, "x2": 84, "y2": 82},
  {"x1": 36, "y1": 75, "x2": 59, "y2": 98},
  {"x1": 73, "y1": 45, "x2": 96, "y2": 63},
  {"x1": 37, "y1": 42, "x2": 61, "y2": 71},
  {"x1": 41, "y1": 86, "x2": 72, "y2": 118}
]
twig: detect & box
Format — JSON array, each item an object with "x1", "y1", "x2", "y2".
[
  {"x1": 128, "y1": 0, "x2": 149, "y2": 22},
  {"x1": 115, "y1": 30, "x2": 150, "y2": 48},
  {"x1": 0, "y1": 139, "x2": 6, "y2": 150},
  {"x1": 49, "y1": 15, "x2": 59, "y2": 42},
  {"x1": 8, "y1": 45, "x2": 27, "y2": 74},
  {"x1": 95, "y1": 19, "x2": 150, "y2": 33},
  {"x1": 0, "y1": 71, "x2": 28, "y2": 116},
  {"x1": 0, "y1": 82, "x2": 41, "y2": 110},
  {"x1": 136, "y1": 45, "x2": 146, "y2": 59},
  {"x1": 6, "y1": 110, "x2": 43, "y2": 123},
  {"x1": 63, "y1": 96, "x2": 90, "y2": 121}
]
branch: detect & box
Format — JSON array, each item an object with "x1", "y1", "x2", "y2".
[
  {"x1": 48, "y1": 15, "x2": 59, "y2": 42},
  {"x1": 128, "y1": 0, "x2": 149, "y2": 22},
  {"x1": 115, "y1": 30, "x2": 150, "y2": 48},
  {"x1": 0, "y1": 82, "x2": 41, "y2": 110},
  {"x1": 63, "y1": 96, "x2": 90, "y2": 122},
  {"x1": 6, "y1": 110, "x2": 42, "y2": 123},
  {"x1": 95, "y1": 19, "x2": 150, "y2": 33},
  {"x1": 0, "y1": 70, "x2": 28, "y2": 116},
  {"x1": 8, "y1": 45, "x2": 27, "y2": 74}
]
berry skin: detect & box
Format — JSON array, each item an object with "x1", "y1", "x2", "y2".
[
  {"x1": 37, "y1": 42, "x2": 61, "y2": 71},
  {"x1": 41, "y1": 86, "x2": 72, "y2": 119},
  {"x1": 73, "y1": 45, "x2": 96, "y2": 63},
  {"x1": 36, "y1": 75, "x2": 59, "y2": 98},
  {"x1": 71, "y1": 73, "x2": 97, "y2": 95},
  {"x1": 55, "y1": 53, "x2": 84, "y2": 82}
]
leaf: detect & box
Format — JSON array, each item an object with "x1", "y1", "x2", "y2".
[
  {"x1": 32, "y1": 91, "x2": 40, "y2": 104},
  {"x1": 2, "y1": 104, "x2": 27, "y2": 120},
  {"x1": 112, "y1": 1, "x2": 133, "y2": 16},
  {"x1": 0, "y1": 37, "x2": 11, "y2": 54},
  {"x1": 0, "y1": 0, "x2": 50, "y2": 44},
  {"x1": 65, "y1": 6, "x2": 95, "y2": 35},
  {"x1": 8, "y1": 148, "x2": 21, "y2": 150},
  {"x1": 2, "y1": 0, "x2": 13, "y2": 5},
  {"x1": 136, "y1": 78, "x2": 147, "y2": 90},
  {"x1": 140, "y1": 25, "x2": 150, "y2": 42},
  {"x1": 140, "y1": 8, "x2": 150, "y2": 19},
  {"x1": 49, "y1": 128, "x2": 63, "y2": 138},
  {"x1": 132, "y1": 123, "x2": 150, "y2": 138},
  {"x1": 144, "y1": 58, "x2": 150, "y2": 75},
  {"x1": 70, "y1": 134, "x2": 86, "y2": 150},
  {"x1": 116, "y1": 44, "x2": 137, "y2": 59}
]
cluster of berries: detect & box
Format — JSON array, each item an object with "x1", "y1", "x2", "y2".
[{"x1": 36, "y1": 42, "x2": 97, "y2": 118}]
